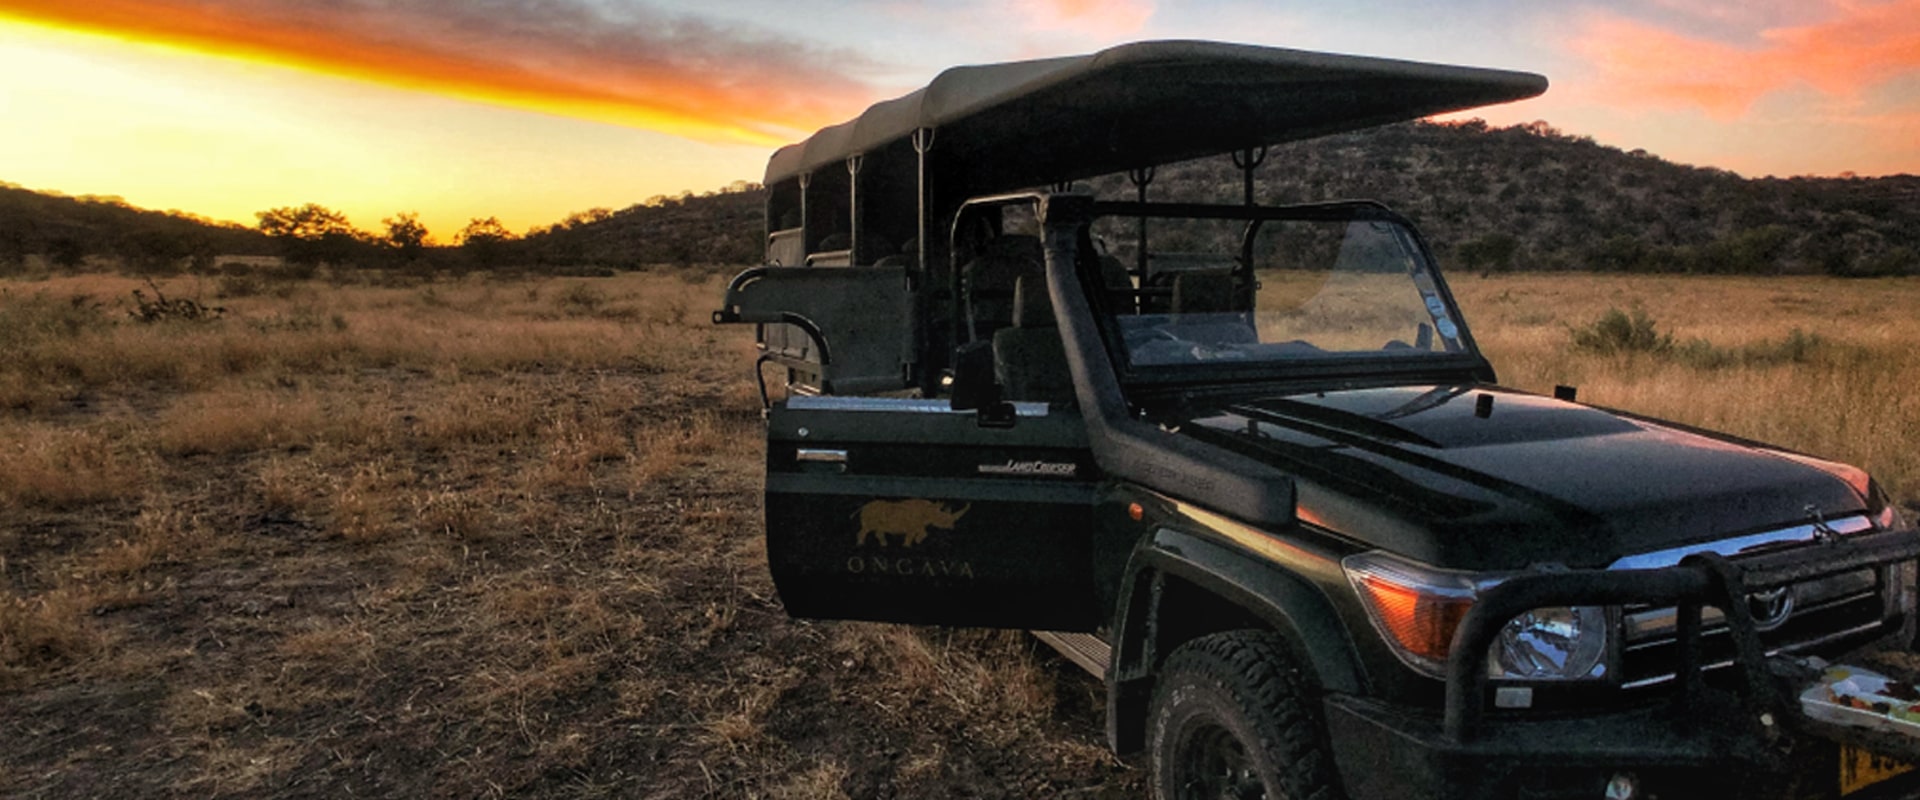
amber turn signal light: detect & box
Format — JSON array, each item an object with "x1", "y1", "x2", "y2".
[{"x1": 1354, "y1": 574, "x2": 1475, "y2": 665}]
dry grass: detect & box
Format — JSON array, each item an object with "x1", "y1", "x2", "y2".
[
  {"x1": 0, "y1": 269, "x2": 1912, "y2": 799},
  {"x1": 0, "y1": 585, "x2": 109, "y2": 685},
  {"x1": 0, "y1": 424, "x2": 148, "y2": 510},
  {"x1": 1453, "y1": 274, "x2": 1920, "y2": 503}
]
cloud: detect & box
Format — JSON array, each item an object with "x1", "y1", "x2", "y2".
[
  {"x1": 1571, "y1": 0, "x2": 1920, "y2": 118},
  {"x1": 1007, "y1": 0, "x2": 1156, "y2": 39},
  {"x1": 0, "y1": 0, "x2": 885, "y2": 144}
]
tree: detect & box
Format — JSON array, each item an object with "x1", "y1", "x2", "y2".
[
  {"x1": 119, "y1": 228, "x2": 202, "y2": 274},
  {"x1": 455, "y1": 216, "x2": 517, "y2": 270},
  {"x1": 256, "y1": 203, "x2": 363, "y2": 267},
  {"x1": 47, "y1": 237, "x2": 86, "y2": 269},
  {"x1": 1454, "y1": 232, "x2": 1519, "y2": 274},
  {"x1": 561, "y1": 208, "x2": 614, "y2": 230},
  {"x1": 381, "y1": 212, "x2": 431, "y2": 262}
]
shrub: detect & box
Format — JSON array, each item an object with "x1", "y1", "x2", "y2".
[
  {"x1": 554, "y1": 283, "x2": 608, "y2": 316},
  {"x1": 128, "y1": 283, "x2": 224, "y2": 323},
  {"x1": 1569, "y1": 305, "x2": 1671, "y2": 354},
  {"x1": 1672, "y1": 328, "x2": 1826, "y2": 370},
  {"x1": 216, "y1": 274, "x2": 263, "y2": 298}
]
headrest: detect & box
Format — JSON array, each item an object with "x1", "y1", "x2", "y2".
[
  {"x1": 1173, "y1": 270, "x2": 1236, "y2": 316},
  {"x1": 1099, "y1": 254, "x2": 1132, "y2": 289}
]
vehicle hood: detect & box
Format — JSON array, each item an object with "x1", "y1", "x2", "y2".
[{"x1": 1175, "y1": 385, "x2": 1872, "y2": 570}]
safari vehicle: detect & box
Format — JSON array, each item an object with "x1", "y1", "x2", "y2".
[{"x1": 713, "y1": 41, "x2": 1920, "y2": 799}]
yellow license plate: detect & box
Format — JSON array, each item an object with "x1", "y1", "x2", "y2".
[{"x1": 1842, "y1": 745, "x2": 1914, "y2": 795}]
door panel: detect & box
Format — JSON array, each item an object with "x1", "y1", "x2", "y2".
[
  {"x1": 714, "y1": 265, "x2": 915, "y2": 394},
  {"x1": 765, "y1": 397, "x2": 1101, "y2": 631}
]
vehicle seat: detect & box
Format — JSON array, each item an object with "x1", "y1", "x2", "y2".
[
  {"x1": 1100, "y1": 254, "x2": 1136, "y2": 313},
  {"x1": 962, "y1": 235, "x2": 1043, "y2": 341},
  {"x1": 992, "y1": 276, "x2": 1074, "y2": 406},
  {"x1": 1170, "y1": 269, "x2": 1257, "y2": 344},
  {"x1": 1172, "y1": 269, "x2": 1235, "y2": 315},
  {"x1": 874, "y1": 238, "x2": 919, "y2": 269}
]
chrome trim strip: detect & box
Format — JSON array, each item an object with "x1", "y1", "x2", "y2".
[
  {"x1": 1607, "y1": 515, "x2": 1875, "y2": 571},
  {"x1": 1619, "y1": 620, "x2": 1886, "y2": 689},
  {"x1": 786, "y1": 396, "x2": 1052, "y2": 417},
  {"x1": 1621, "y1": 569, "x2": 1877, "y2": 641}
]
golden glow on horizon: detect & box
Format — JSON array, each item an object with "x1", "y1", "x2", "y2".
[
  {"x1": 0, "y1": 19, "x2": 768, "y2": 236},
  {"x1": 1, "y1": 0, "x2": 1913, "y2": 240}
]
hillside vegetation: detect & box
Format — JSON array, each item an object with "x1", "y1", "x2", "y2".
[
  {"x1": 3, "y1": 121, "x2": 1916, "y2": 278},
  {"x1": 1087, "y1": 120, "x2": 1920, "y2": 277},
  {"x1": 0, "y1": 184, "x2": 272, "y2": 274},
  {"x1": 521, "y1": 120, "x2": 1920, "y2": 277}
]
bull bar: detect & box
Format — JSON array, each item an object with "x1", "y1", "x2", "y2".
[{"x1": 1443, "y1": 526, "x2": 1920, "y2": 760}]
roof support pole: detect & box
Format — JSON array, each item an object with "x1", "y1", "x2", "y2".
[
  {"x1": 1128, "y1": 167, "x2": 1154, "y2": 279},
  {"x1": 912, "y1": 127, "x2": 936, "y2": 276},
  {"x1": 1232, "y1": 145, "x2": 1269, "y2": 206},
  {"x1": 797, "y1": 171, "x2": 812, "y2": 261},
  {"x1": 846, "y1": 154, "x2": 865, "y2": 265},
  {"x1": 912, "y1": 127, "x2": 937, "y2": 394},
  {"x1": 1232, "y1": 146, "x2": 1268, "y2": 287}
]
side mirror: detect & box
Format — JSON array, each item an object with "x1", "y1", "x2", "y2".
[{"x1": 949, "y1": 342, "x2": 1016, "y2": 427}]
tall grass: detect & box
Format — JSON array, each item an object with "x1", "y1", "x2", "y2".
[{"x1": 1456, "y1": 274, "x2": 1920, "y2": 504}]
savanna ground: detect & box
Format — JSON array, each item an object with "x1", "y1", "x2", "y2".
[{"x1": 1, "y1": 267, "x2": 1916, "y2": 798}]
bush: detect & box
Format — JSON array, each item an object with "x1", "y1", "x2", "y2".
[
  {"x1": 1569, "y1": 305, "x2": 1671, "y2": 354},
  {"x1": 216, "y1": 274, "x2": 263, "y2": 298},
  {"x1": 1672, "y1": 329, "x2": 1826, "y2": 369},
  {"x1": 553, "y1": 283, "x2": 608, "y2": 316},
  {"x1": 128, "y1": 283, "x2": 224, "y2": 324}
]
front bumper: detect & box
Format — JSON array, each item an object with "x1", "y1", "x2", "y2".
[
  {"x1": 1324, "y1": 528, "x2": 1920, "y2": 800},
  {"x1": 1324, "y1": 688, "x2": 1894, "y2": 800}
]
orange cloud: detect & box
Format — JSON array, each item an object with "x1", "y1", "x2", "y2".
[
  {"x1": 1008, "y1": 0, "x2": 1155, "y2": 38},
  {"x1": 0, "y1": 0, "x2": 882, "y2": 145},
  {"x1": 1572, "y1": 0, "x2": 1920, "y2": 118}
]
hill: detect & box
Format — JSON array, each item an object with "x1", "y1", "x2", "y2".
[
  {"x1": 1092, "y1": 120, "x2": 1920, "y2": 277},
  {"x1": 520, "y1": 186, "x2": 764, "y2": 269},
  {"x1": 6, "y1": 120, "x2": 1916, "y2": 277},
  {"x1": 524, "y1": 119, "x2": 1918, "y2": 277},
  {"x1": 0, "y1": 183, "x2": 272, "y2": 273}
]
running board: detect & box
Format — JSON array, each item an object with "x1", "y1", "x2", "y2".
[{"x1": 1033, "y1": 631, "x2": 1111, "y2": 680}]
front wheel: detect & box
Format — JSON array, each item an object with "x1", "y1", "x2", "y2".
[{"x1": 1148, "y1": 631, "x2": 1342, "y2": 800}]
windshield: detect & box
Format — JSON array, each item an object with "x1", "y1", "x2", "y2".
[{"x1": 1089, "y1": 208, "x2": 1469, "y2": 373}]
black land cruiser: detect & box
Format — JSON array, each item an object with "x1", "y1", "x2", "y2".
[{"x1": 714, "y1": 40, "x2": 1920, "y2": 800}]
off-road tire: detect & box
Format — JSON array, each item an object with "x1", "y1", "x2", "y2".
[{"x1": 1148, "y1": 630, "x2": 1341, "y2": 800}]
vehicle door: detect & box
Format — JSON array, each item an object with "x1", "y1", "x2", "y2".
[{"x1": 764, "y1": 396, "x2": 1101, "y2": 631}]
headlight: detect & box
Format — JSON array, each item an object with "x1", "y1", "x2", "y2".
[
  {"x1": 1344, "y1": 551, "x2": 1610, "y2": 681},
  {"x1": 1490, "y1": 605, "x2": 1608, "y2": 679}
]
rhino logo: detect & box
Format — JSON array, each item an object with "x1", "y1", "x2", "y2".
[{"x1": 853, "y1": 499, "x2": 971, "y2": 548}]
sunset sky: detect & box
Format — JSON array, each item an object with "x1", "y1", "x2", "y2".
[{"x1": 1, "y1": 0, "x2": 1915, "y2": 239}]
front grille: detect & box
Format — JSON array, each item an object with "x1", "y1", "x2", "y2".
[{"x1": 1619, "y1": 565, "x2": 1889, "y2": 689}]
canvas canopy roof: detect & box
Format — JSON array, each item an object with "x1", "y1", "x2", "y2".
[{"x1": 764, "y1": 40, "x2": 1546, "y2": 195}]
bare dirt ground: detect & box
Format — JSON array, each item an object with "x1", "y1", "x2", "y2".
[
  {"x1": 0, "y1": 271, "x2": 1139, "y2": 799},
  {"x1": 3, "y1": 269, "x2": 1917, "y2": 798}
]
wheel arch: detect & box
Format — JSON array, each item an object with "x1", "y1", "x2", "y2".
[{"x1": 1105, "y1": 525, "x2": 1367, "y2": 754}]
